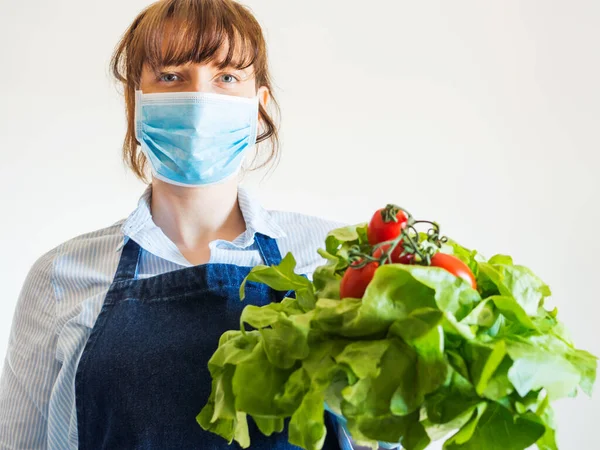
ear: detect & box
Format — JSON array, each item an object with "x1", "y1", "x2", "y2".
[{"x1": 257, "y1": 85, "x2": 270, "y2": 110}]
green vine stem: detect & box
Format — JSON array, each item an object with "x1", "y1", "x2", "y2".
[
  {"x1": 348, "y1": 212, "x2": 447, "y2": 268},
  {"x1": 381, "y1": 204, "x2": 413, "y2": 224}
]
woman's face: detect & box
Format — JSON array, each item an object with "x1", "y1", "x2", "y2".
[{"x1": 139, "y1": 42, "x2": 270, "y2": 110}]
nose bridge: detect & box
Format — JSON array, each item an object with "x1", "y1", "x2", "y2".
[{"x1": 188, "y1": 64, "x2": 213, "y2": 93}]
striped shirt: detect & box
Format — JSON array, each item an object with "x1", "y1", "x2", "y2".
[{"x1": 0, "y1": 184, "x2": 352, "y2": 450}]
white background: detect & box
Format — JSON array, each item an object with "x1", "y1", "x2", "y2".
[{"x1": 0, "y1": 0, "x2": 598, "y2": 448}]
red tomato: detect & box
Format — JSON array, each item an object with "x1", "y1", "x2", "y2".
[
  {"x1": 340, "y1": 260, "x2": 379, "y2": 299},
  {"x1": 430, "y1": 253, "x2": 477, "y2": 289},
  {"x1": 373, "y1": 243, "x2": 413, "y2": 265},
  {"x1": 367, "y1": 207, "x2": 409, "y2": 245}
]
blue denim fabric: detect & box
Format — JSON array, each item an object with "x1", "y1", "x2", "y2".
[{"x1": 74, "y1": 233, "x2": 340, "y2": 450}]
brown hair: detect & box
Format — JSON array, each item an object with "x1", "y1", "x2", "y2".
[{"x1": 109, "y1": 0, "x2": 281, "y2": 183}]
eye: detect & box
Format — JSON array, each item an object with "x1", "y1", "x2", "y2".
[
  {"x1": 219, "y1": 73, "x2": 240, "y2": 84},
  {"x1": 157, "y1": 72, "x2": 181, "y2": 83}
]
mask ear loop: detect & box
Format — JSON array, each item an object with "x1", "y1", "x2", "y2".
[
  {"x1": 243, "y1": 95, "x2": 261, "y2": 173},
  {"x1": 134, "y1": 89, "x2": 157, "y2": 182},
  {"x1": 134, "y1": 89, "x2": 143, "y2": 144}
]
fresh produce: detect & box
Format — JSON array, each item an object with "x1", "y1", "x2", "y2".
[
  {"x1": 197, "y1": 205, "x2": 597, "y2": 450},
  {"x1": 430, "y1": 253, "x2": 477, "y2": 290},
  {"x1": 373, "y1": 243, "x2": 414, "y2": 265},
  {"x1": 367, "y1": 205, "x2": 409, "y2": 245},
  {"x1": 340, "y1": 260, "x2": 380, "y2": 299}
]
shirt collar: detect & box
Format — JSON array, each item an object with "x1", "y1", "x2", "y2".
[
  {"x1": 117, "y1": 183, "x2": 286, "y2": 259},
  {"x1": 120, "y1": 183, "x2": 153, "y2": 240}
]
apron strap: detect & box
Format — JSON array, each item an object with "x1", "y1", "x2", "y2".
[
  {"x1": 113, "y1": 236, "x2": 142, "y2": 282},
  {"x1": 254, "y1": 232, "x2": 283, "y2": 267}
]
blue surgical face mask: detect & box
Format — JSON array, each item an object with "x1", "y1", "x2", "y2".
[{"x1": 134, "y1": 89, "x2": 259, "y2": 187}]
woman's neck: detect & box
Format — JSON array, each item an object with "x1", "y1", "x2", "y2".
[{"x1": 149, "y1": 177, "x2": 247, "y2": 263}]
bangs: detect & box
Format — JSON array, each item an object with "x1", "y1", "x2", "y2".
[{"x1": 134, "y1": 0, "x2": 261, "y2": 72}]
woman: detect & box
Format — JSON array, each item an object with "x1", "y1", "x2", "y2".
[{"x1": 0, "y1": 0, "x2": 350, "y2": 448}]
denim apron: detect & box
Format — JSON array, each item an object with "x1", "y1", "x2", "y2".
[{"x1": 74, "y1": 233, "x2": 341, "y2": 450}]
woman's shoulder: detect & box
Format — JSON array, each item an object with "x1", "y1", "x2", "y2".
[
  {"x1": 40, "y1": 218, "x2": 125, "y2": 259},
  {"x1": 25, "y1": 219, "x2": 126, "y2": 293},
  {"x1": 266, "y1": 209, "x2": 347, "y2": 276},
  {"x1": 268, "y1": 209, "x2": 346, "y2": 237}
]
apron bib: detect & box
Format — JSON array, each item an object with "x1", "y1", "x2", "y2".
[{"x1": 74, "y1": 233, "x2": 340, "y2": 449}]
